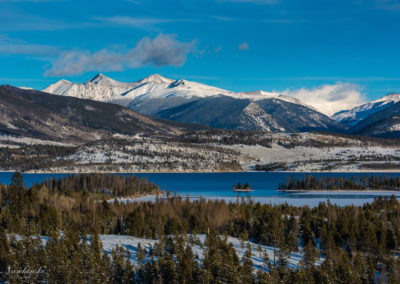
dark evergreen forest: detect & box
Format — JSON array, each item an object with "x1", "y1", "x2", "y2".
[
  {"x1": 1, "y1": 173, "x2": 400, "y2": 283},
  {"x1": 279, "y1": 175, "x2": 400, "y2": 191}
]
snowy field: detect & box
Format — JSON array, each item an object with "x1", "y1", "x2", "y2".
[
  {"x1": 0, "y1": 134, "x2": 75, "y2": 147},
  {"x1": 2, "y1": 132, "x2": 400, "y2": 173},
  {"x1": 226, "y1": 143, "x2": 400, "y2": 172},
  {"x1": 11, "y1": 233, "x2": 316, "y2": 271},
  {"x1": 98, "y1": 234, "x2": 321, "y2": 271}
]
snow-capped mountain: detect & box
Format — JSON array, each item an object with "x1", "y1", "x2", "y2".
[
  {"x1": 43, "y1": 74, "x2": 344, "y2": 132},
  {"x1": 350, "y1": 101, "x2": 400, "y2": 138},
  {"x1": 44, "y1": 73, "x2": 309, "y2": 107},
  {"x1": 332, "y1": 93, "x2": 400, "y2": 127}
]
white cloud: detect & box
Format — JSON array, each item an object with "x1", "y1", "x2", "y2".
[
  {"x1": 238, "y1": 42, "x2": 249, "y2": 50},
  {"x1": 92, "y1": 16, "x2": 185, "y2": 30},
  {"x1": 45, "y1": 34, "x2": 195, "y2": 76},
  {"x1": 282, "y1": 83, "x2": 365, "y2": 116}
]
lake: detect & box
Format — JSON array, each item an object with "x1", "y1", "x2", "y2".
[{"x1": 1, "y1": 172, "x2": 400, "y2": 207}]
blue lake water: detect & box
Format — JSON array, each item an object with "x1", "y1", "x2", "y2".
[{"x1": 1, "y1": 172, "x2": 400, "y2": 206}]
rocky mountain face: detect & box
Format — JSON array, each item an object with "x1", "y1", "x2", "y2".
[{"x1": 155, "y1": 96, "x2": 344, "y2": 132}]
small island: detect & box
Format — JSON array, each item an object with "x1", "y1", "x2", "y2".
[{"x1": 233, "y1": 182, "x2": 252, "y2": 192}]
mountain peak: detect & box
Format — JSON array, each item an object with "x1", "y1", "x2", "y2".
[
  {"x1": 53, "y1": 79, "x2": 72, "y2": 85},
  {"x1": 43, "y1": 79, "x2": 73, "y2": 94},
  {"x1": 376, "y1": 93, "x2": 400, "y2": 103},
  {"x1": 89, "y1": 73, "x2": 113, "y2": 84},
  {"x1": 139, "y1": 74, "x2": 173, "y2": 84}
]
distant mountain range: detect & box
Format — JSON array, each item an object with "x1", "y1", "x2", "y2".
[
  {"x1": 0, "y1": 73, "x2": 392, "y2": 139},
  {"x1": 332, "y1": 93, "x2": 400, "y2": 127},
  {"x1": 43, "y1": 74, "x2": 345, "y2": 133},
  {"x1": 348, "y1": 101, "x2": 400, "y2": 138},
  {"x1": 0, "y1": 85, "x2": 188, "y2": 143}
]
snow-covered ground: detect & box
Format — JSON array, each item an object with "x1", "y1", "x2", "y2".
[
  {"x1": 225, "y1": 142, "x2": 400, "y2": 172},
  {"x1": 98, "y1": 234, "x2": 320, "y2": 271},
  {"x1": 34, "y1": 138, "x2": 242, "y2": 173},
  {"x1": 0, "y1": 134, "x2": 75, "y2": 147},
  {"x1": 12, "y1": 232, "x2": 318, "y2": 271},
  {"x1": 107, "y1": 194, "x2": 164, "y2": 203},
  {"x1": 2, "y1": 132, "x2": 400, "y2": 173}
]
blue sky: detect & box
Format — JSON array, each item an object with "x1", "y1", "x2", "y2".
[{"x1": 1, "y1": 0, "x2": 400, "y2": 109}]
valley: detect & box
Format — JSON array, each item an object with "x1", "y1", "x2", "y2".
[
  {"x1": 1, "y1": 131, "x2": 399, "y2": 173},
  {"x1": 0, "y1": 75, "x2": 400, "y2": 173}
]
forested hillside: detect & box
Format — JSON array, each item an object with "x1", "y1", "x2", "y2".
[{"x1": 1, "y1": 173, "x2": 400, "y2": 282}]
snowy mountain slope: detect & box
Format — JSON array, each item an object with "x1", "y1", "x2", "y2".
[
  {"x1": 349, "y1": 101, "x2": 400, "y2": 137},
  {"x1": 44, "y1": 74, "x2": 140, "y2": 101},
  {"x1": 44, "y1": 73, "x2": 229, "y2": 103},
  {"x1": 332, "y1": 93, "x2": 400, "y2": 127},
  {"x1": 0, "y1": 85, "x2": 188, "y2": 143},
  {"x1": 43, "y1": 74, "x2": 344, "y2": 133}
]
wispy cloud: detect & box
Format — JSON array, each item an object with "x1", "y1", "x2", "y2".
[
  {"x1": 0, "y1": 0, "x2": 64, "y2": 2},
  {"x1": 217, "y1": 0, "x2": 279, "y2": 4},
  {"x1": 257, "y1": 76, "x2": 400, "y2": 82},
  {"x1": 0, "y1": 9, "x2": 95, "y2": 31},
  {"x1": 45, "y1": 34, "x2": 196, "y2": 76},
  {"x1": 1, "y1": 10, "x2": 183, "y2": 32},
  {"x1": 282, "y1": 83, "x2": 365, "y2": 116},
  {"x1": 210, "y1": 15, "x2": 234, "y2": 21},
  {"x1": 92, "y1": 16, "x2": 187, "y2": 30},
  {"x1": 261, "y1": 19, "x2": 294, "y2": 24},
  {"x1": 373, "y1": 0, "x2": 400, "y2": 12},
  {"x1": 0, "y1": 36, "x2": 59, "y2": 56},
  {"x1": 238, "y1": 42, "x2": 249, "y2": 51}
]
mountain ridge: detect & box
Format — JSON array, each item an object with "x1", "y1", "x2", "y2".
[
  {"x1": 0, "y1": 84, "x2": 188, "y2": 143},
  {"x1": 332, "y1": 92, "x2": 400, "y2": 127},
  {"x1": 349, "y1": 101, "x2": 400, "y2": 137},
  {"x1": 43, "y1": 73, "x2": 345, "y2": 133}
]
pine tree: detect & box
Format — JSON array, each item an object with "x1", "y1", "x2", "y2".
[
  {"x1": 136, "y1": 242, "x2": 146, "y2": 264},
  {"x1": 241, "y1": 242, "x2": 254, "y2": 283},
  {"x1": 301, "y1": 240, "x2": 318, "y2": 269},
  {"x1": 0, "y1": 227, "x2": 11, "y2": 273}
]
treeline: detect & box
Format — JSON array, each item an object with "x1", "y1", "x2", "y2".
[
  {"x1": 276, "y1": 132, "x2": 400, "y2": 149},
  {"x1": 174, "y1": 130, "x2": 273, "y2": 147},
  {"x1": 1, "y1": 173, "x2": 400, "y2": 282},
  {"x1": 362, "y1": 163, "x2": 400, "y2": 170},
  {"x1": 255, "y1": 163, "x2": 289, "y2": 171},
  {"x1": 42, "y1": 173, "x2": 161, "y2": 197},
  {"x1": 0, "y1": 144, "x2": 76, "y2": 171},
  {"x1": 279, "y1": 175, "x2": 400, "y2": 191}
]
